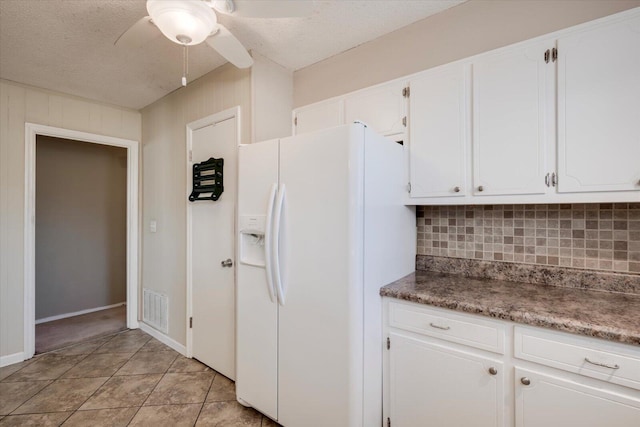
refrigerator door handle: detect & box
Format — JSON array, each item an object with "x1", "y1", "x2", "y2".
[
  {"x1": 264, "y1": 183, "x2": 278, "y2": 303},
  {"x1": 272, "y1": 184, "x2": 286, "y2": 306}
]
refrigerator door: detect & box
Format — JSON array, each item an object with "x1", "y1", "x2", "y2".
[
  {"x1": 236, "y1": 139, "x2": 279, "y2": 419},
  {"x1": 277, "y1": 124, "x2": 366, "y2": 427}
]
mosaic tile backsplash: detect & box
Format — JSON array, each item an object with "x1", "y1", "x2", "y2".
[{"x1": 417, "y1": 203, "x2": 640, "y2": 274}]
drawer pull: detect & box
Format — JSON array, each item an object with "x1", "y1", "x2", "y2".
[
  {"x1": 488, "y1": 367, "x2": 498, "y2": 375},
  {"x1": 429, "y1": 323, "x2": 450, "y2": 331},
  {"x1": 521, "y1": 377, "x2": 531, "y2": 386},
  {"x1": 584, "y1": 357, "x2": 620, "y2": 370}
]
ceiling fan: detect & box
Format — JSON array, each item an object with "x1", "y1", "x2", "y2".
[{"x1": 116, "y1": 0, "x2": 313, "y2": 83}]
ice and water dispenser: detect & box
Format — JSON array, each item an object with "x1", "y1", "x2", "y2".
[{"x1": 239, "y1": 215, "x2": 266, "y2": 267}]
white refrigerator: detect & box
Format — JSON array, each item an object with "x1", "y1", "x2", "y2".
[{"x1": 236, "y1": 123, "x2": 415, "y2": 427}]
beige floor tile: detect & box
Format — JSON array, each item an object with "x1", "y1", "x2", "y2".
[
  {"x1": 206, "y1": 374, "x2": 236, "y2": 402},
  {"x1": 260, "y1": 417, "x2": 282, "y2": 427},
  {"x1": 0, "y1": 381, "x2": 52, "y2": 415},
  {"x1": 1, "y1": 354, "x2": 86, "y2": 382},
  {"x1": 52, "y1": 336, "x2": 114, "y2": 356},
  {"x1": 196, "y1": 401, "x2": 262, "y2": 427},
  {"x1": 79, "y1": 374, "x2": 162, "y2": 410},
  {"x1": 129, "y1": 404, "x2": 202, "y2": 427},
  {"x1": 168, "y1": 356, "x2": 212, "y2": 373},
  {"x1": 62, "y1": 353, "x2": 133, "y2": 379},
  {"x1": 137, "y1": 338, "x2": 172, "y2": 352},
  {"x1": 94, "y1": 333, "x2": 151, "y2": 354},
  {"x1": 114, "y1": 351, "x2": 178, "y2": 376},
  {"x1": 0, "y1": 360, "x2": 35, "y2": 382},
  {"x1": 61, "y1": 407, "x2": 138, "y2": 426},
  {"x1": 13, "y1": 377, "x2": 108, "y2": 414},
  {"x1": 0, "y1": 412, "x2": 72, "y2": 426},
  {"x1": 144, "y1": 372, "x2": 215, "y2": 406}
]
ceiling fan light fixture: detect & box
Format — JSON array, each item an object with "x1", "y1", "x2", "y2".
[{"x1": 147, "y1": 0, "x2": 218, "y2": 46}]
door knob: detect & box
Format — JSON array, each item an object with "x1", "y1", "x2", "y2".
[
  {"x1": 520, "y1": 377, "x2": 531, "y2": 386},
  {"x1": 478, "y1": 185, "x2": 484, "y2": 192},
  {"x1": 454, "y1": 186, "x2": 461, "y2": 193},
  {"x1": 488, "y1": 367, "x2": 498, "y2": 375},
  {"x1": 221, "y1": 259, "x2": 233, "y2": 268}
]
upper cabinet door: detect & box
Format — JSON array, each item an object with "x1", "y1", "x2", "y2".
[
  {"x1": 409, "y1": 62, "x2": 470, "y2": 198},
  {"x1": 293, "y1": 98, "x2": 344, "y2": 135},
  {"x1": 472, "y1": 39, "x2": 552, "y2": 197},
  {"x1": 557, "y1": 12, "x2": 640, "y2": 194},
  {"x1": 344, "y1": 80, "x2": 406, "y2": 137}
]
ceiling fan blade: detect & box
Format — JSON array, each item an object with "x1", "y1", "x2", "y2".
[
  {"x1": 213, "y1": 0, "x2": 314, "y2": 18},
  {"x1": 114, "y1": 16, "x2": 160, "y2": 48},
  {"x1": 205, "y1": 25, "x2": 253, "y2": 69}
]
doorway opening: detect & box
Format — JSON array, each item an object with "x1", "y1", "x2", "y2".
[
  {"x1": 34, "y1": 136, "x2": 127, "y2": 353},
  {"x1": 24, "y1": 124, "x2": 139, "y2": 358}
]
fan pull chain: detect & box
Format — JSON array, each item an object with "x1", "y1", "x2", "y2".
[{"x1": 182, "y1": 45, "x2": 189, "y2": 87}]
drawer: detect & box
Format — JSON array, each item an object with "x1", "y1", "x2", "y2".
[
  {"x1": 514, "y1": 326, "x2": 640, "y2": 391},
  {"x1": 388, "y1": 301, "x2": 505, "y2": 354}
]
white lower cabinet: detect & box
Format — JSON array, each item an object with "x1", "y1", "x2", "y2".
[
  {"x1": 389, "y1": 332, "x2": 504, "y2": 427},
  {"x1": 515, "y1": 367, "x2": 640, "y2": 427},
  {"x1": 384, "y1": 298, "x2": 640, "y2": 427}
]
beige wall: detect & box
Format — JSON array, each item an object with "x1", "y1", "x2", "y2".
[
  {"x1": 0, "y1": 79, "x2": 141, "y2": 360},
  {"x1": 36, "y1": 136, "x2": 127, "y2": 319},
  {"x1": 141, "y1": 63, "x2": 251, "y2": 346},
  {"x1": 294, "y1": 0, "x2": 640, "y2": 107}
]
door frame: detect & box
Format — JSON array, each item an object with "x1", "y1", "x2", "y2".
[
  {"x1": 24, "y1": 123, "x2": 140, "y2": 358},
  {"x1": 185, "y1": 106, "x2": 241, "y2": 358}
]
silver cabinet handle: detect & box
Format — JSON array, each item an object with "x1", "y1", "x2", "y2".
[
  {"x1": 520, "y1": 377, "x2": 531, "y2": 386},
  {"x1": 454, "y1": 186, "x2": 461, "y2": 193},
  {"x1": 545, "y1": 173, "x2": 550, "y2": 187},
  {"x1": 584, "y1": 357, "x2": 619, "y2": 370},
  {"x1": 551, "y1": 172, "x2": 557, "y2": 187},
  {"x1": 429, "y1": 323, "x2": 450, "y2": 331},
  {"x1": 488, "y1": 367, "x2": 498, "y2": 375},
  {"x1": 221, "y1": 259, "x2": 233, "y2": 268},
  {"x1": 478, "y1": 185, "x2": 484, "y2": 192}
]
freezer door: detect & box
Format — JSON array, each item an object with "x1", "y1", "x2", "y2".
[
  {"x1": 276, "y1": 124, "x2": 366, "y2": 427},
  {"x1": 236, "y1": 140, "x2": 279, "y2": 420}
]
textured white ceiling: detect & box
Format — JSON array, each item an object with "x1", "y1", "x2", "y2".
[{"x1": 0, "y1": 0, "x2": 466, "y2": 109}]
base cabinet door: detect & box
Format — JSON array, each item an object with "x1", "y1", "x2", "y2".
[
  {"x1": 388, "y1": 332, "x2": 504, "y2": 427},
  {"x1": 515, "y1": 368, "x2": 640, "y2": 427}
]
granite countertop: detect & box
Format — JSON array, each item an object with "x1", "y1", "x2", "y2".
[{"x1": 381, "y1": 270, "x2": 640, "y2": 346}]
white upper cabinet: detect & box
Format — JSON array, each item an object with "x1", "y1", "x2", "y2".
[
  {"x1": 344, "y1": 80, "x2": 406, "y2": 137},
  {"x1": 557, "y1": 12, "x2": 640, "y2": 194},
  {"x1": 293, "y1": 98, "x2": 344, "y2": 135},
  {"x1": 408, "y1": 62, "x2": 470, "y2": 198},
  {"x1": 472, "y1": 39, "x2": 552, "y2": 197}
]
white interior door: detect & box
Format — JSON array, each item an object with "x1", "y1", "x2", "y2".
[{"x1": 189, "y1": 116, "x2": 237, "y2": 379}]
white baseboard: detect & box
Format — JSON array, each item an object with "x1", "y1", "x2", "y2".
[
  {"x1": 0, "y1": 352, "x2": 26, "y2": 368},
  {"x1": 35, "y1": 302, "x2": 126, "y2": 325},
  {"x1": 138, "y1": 322, "x2": 186, "y2": 356}
]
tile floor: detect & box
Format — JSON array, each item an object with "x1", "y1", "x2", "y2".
[{"x1": 0, "y1": 329, "x2": 279, "y2": 426}]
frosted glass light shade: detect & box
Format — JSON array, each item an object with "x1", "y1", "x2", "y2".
[{"x1": 147, "y1": 0, "x2": 218, "y2": 46}]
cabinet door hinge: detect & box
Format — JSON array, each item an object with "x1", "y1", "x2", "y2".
[
  {"x1": 402, "y1": 116, "x2": 407, "y2": 127},
  {"x1": 189, "y1": 150, "x2": 193, "y2": 162},
  {"x1": 544, "y1": 49, "x2": 550, "y2": 63},
  {"x1": 293, "y1": 116, "x2": 297, "y2": 126},
  {"x1": 386, "y1": 337, "x2": 391, "y2": 350},
  {"x1": 189, "y1": 317, "x2": 193, "y2": 328},
  {"x1": 552, "y1": 47, "x2": 558, "y2": 62},
  {"x1": 387, "y1": 417, "x2": 391, "y2": 427},
  {"x1": 402, "y1": 86, "x2": 410, "y2": 98}
]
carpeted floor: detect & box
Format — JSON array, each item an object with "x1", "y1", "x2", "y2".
[{"x1": 35, "y1": 305, "x2": 127, "y2": 354}]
